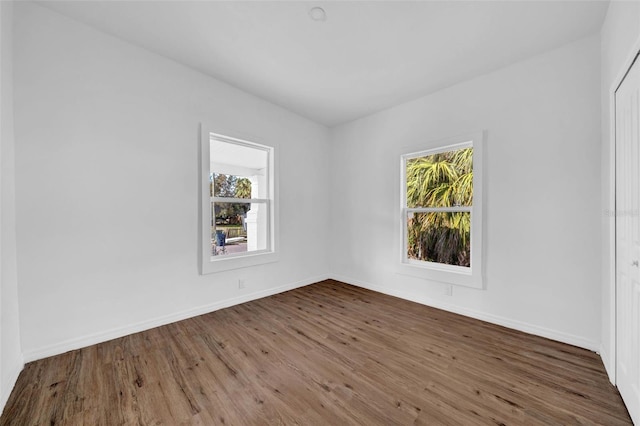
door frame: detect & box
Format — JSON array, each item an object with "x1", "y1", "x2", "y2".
[{"x1": 609, "y1": 38, "x2": 640, "y2": 386}]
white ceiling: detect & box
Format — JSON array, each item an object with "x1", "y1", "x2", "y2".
[{"x1": 39, "y1": 1, "x2": 609, "y2": 127}]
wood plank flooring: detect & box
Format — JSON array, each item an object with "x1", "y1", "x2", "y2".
[{"x1": 1, "y1": 280, "x2": 632, "y2": 425}]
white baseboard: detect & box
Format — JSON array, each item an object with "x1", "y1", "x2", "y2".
[
  {"x1": 23, "y1": 274, "x2": 330, "y2": 362},
  {"x1": 600, "y1": 345, "x2": 616, "y2": 385},
  {"x1": 22, "y1": 272, "x2": 602, "y2": 363},
  {"x1": 1, "y1": 354, "x2": 25, "y2": 414},
  {"x1": 332, "y1": 274, "x2": 601, "y2": 353}
]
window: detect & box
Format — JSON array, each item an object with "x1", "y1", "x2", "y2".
[
  {"x1": 200, "y1": 127, "x2": 277, "y2": 274},
  {"x1": 400, "y1": 132, "x2": 484, "y2": 288}
]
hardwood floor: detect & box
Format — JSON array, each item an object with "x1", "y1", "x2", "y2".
[{"x1": 1, "y1": 280, "x2": 632, "y2": 425}]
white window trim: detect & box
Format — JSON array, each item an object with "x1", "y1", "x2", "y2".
[
  {"x1": 398, "y1": 131, "x2": 484, "y2": 289},
  {"x1": 199, "y1": 125, "x2": 279, "y2": 274}
]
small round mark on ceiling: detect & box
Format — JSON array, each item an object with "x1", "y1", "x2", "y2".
[{"x1": 309, "y1": 7, "x2": 327, "y2": 22}]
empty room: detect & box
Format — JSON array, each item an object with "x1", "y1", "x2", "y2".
[{"x1": 1, "y1": 0, "x2": 639, "y2": 424}]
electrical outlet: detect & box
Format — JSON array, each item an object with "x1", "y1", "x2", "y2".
[
  {"x1": 444, "y1": 285, "x2": 453, "y2": 296},
  {"x1": 238, "y1": 279, "x2": 246, "y2": 289}
]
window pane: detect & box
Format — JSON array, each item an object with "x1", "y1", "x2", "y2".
[
  {"x1": 406, "y1": 147, "x2": 473, "y2": 208},
  {"x1": 210, "y1": 173, "x2": 254, "y2": 199},
  {"x1": 210, "y1": 138, "x2": 269, "y2": 199},
  {"x1": 211, "y1": 202, "x2": 268, "y2": 256},
  {"x1": 406, "y1": 211, "x2": 470, "y2": 267}
]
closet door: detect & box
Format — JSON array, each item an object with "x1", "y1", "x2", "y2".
[{"x1": 616, "y1": 55, "x2": 640, "y2": 425}]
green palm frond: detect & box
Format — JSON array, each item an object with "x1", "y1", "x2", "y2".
[{"x1": 235, "y1": 178, "x2": 252, "y2": 199}]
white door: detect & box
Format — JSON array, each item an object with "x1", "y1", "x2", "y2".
[{"x1": 616, "y1": 55, "x2": 640, "y2": 425}]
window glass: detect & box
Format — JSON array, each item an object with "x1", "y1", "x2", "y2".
[
  {"x1": 406, "y1": 147, "x2": 473, "y2": 208},
  {"x1": 209, "y1": 137, "x2": 270, "y2": 258},
  {"x1": 404, "y1": 145, "x2": 473, "y2": 268},
  {"x1": 406, "y1": 211, "x2": 471, "y2": 267}
]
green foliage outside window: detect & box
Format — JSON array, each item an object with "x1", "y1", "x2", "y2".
[
  {"x1": 210, "y1": 173, "x2": 252, "y2": 224},
  {"x1": 406, "y1": 147, "x2": 473, "y2": 267}
]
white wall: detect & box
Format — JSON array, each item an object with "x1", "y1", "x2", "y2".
[
  {"x1": 330, "y1": 35, "x2": 602, "y2": 350},
  {"x1": 13, "y1": 2, "x2": 330, "y2": 360},
  {"x1": 600, "y1": 1, "x2": 640, "y2": 381},
  {"x1": 0, "y1": 0, "x2": 24, "y2": 411}
]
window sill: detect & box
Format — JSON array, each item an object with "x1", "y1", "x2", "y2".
[
  {"x1": 201, "y1": 251, "x2": 279, "y2": 274},
  {"x1": 397, "y1": 261, "x2": 483, "y2": 289}
]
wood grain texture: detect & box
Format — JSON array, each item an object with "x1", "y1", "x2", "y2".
[{"x1": 1, "y1": 280, "x2": 632, "y2": 425}]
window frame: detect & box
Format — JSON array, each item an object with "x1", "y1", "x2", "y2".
[
  {"x1": 399, "y1": 132, "x2": 484, "y2": 289},
  {"x1": 199, "y1": 125, "x2": 278, "y2": 274}
]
